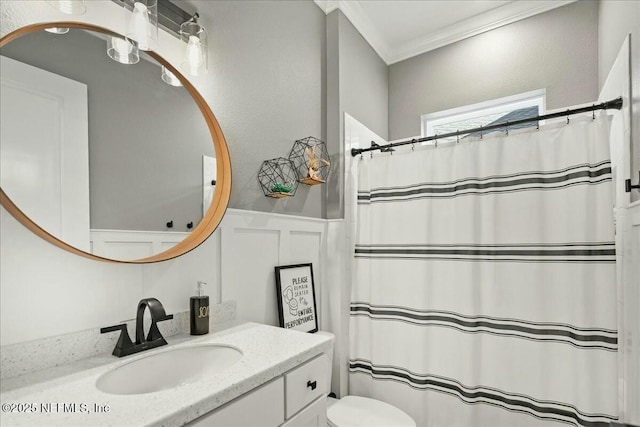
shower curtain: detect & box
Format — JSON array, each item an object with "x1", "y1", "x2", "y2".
[{"x1": 350, "y1": 116, "x2": 618, "y2": 427}]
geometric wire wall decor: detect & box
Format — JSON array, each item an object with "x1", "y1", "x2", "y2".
[
  {"x1": 258, "y1": 157, "x2": 299, "y2": 198},
  {"x1": 288, "y1": 136, "x2": 331, "y2": 185}
]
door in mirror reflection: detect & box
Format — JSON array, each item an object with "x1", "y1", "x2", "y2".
[{"x1": 1, "y1": 55, "x2": 90, "y2": 252}]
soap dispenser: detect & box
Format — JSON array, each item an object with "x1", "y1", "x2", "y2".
[{"x1": 190, "y1": 281, "x2": 209, "y2": 335}]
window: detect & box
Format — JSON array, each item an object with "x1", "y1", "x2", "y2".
[{"x1": 420, "y1": 89, "x2": 546, "y2": 144}]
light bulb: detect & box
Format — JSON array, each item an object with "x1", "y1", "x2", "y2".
[
  {"x1": 186, "y1": 35, "x2": 204, "y2": 75},
  {"x1": 46, "y1": 0, "x2": 86, "y2": 15},
  {"x1": 132, "y1": 2, "x2": 150, "y2": 50},
  {"x1": 114, "y1": 38, "x2": 132, "y2": 56},
  {"x1": 107, "y1": 36, "x2": 139, "y2": 65},
  {"x1": 45, "y1": 27, "x2": 69, "y2": 35},
  {"x1": 161, "y1": 66, "x2": 182, "y2": 87},
  {"x1": 125, "y1": 1, "x2": 157, "y2": 52},
  {"x1": 180, "y1": 19, "x2": 208, "y2": 76}
]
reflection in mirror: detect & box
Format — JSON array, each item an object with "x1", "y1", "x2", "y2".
[{"x1": 0, "y1": 27, "x2": 217, "y2": 261}]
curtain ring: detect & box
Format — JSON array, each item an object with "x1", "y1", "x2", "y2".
[
  {"x1": 566, "y1": 110, "x2": 570, "y2": 125},
  {"x1": 434, "y1": 135, "x2": 438, "y2": 148},
  {"x1": 505, "y1": 122, "x2": 509, "y2": 136},
  {"x1": 592, "y1": 105, "x2": 596, "y2": 121},
  {"x1": 536, "y1": 121, "x2": 540, "y2": 130},
  {"x1": 456, "y1": 131, "x2": 459, "y2": 144},
  {"x1": 411, "y1": 138, "x2": 416, "y2": 151},
  {"x1": 480, "y1": 127, "x2": 483, "y2": 140}
]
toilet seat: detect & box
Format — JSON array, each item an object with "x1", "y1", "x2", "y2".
[{"x1": 327, "y1": 396, "x2": 415, "y2": 427}]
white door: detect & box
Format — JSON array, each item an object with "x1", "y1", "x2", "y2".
[
  {"x1": 618, "y1": 202, "x2": 640, "y2": 424},
  {"x1": 0, "y1": 55, "x2": 90, "y2": 251},
  {"x1": 202, "y1": 154, "x2": 216, "y2": 218},
  {"x1": 599, "y1": 35, "x2": 640, "y2": 424}
]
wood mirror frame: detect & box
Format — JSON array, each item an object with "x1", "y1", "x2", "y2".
[{"x1": 0, "y1": 22, "x2": 231, "y2": 263}]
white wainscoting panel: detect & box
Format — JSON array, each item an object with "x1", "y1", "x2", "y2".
[
  {"x1": 90, "y1": 229, "x2": 190, "y2": 261},
  {"x1": 1, "y1": 207, "x2": 335, "y2": 379},
  {"x1": 228, "y1": 228, "x2": 280, "y2": 325},
  {"x1": 290, "y1": 232, "x2": 323, "y2": 267},
  {"x1": 141, "y1": 230, "x2": 222, "y2": 320},
  {"x1": 219, "y1": 209, "x2": 327, "y2": 328}
]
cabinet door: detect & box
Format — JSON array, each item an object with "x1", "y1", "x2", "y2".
[
  {"x1": 284, "y1": 354, "x2": 330, "y2": 418},
  {"x1": 281, "y1": 396, "x2": 327, "y2": 427},
  {"x1": 186, "y1": 377, "x2": 284, "y2": 427}
]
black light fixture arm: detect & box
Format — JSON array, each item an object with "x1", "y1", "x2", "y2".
[
  {"x1": 187, "y1": 12, "x2": 200, "y2": 24},
  {"x1": 351, "y1": 97, "x2": 623, "y2": 157},
  {"x1": 112, "y1": 0, "x2": 196, "y2": 38}
]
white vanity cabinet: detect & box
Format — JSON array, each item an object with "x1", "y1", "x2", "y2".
[
  {"x1": 186, "y1": 353, "x2": 330, "y2": 427},
  {"x1": 281, "y1": 396, "x2": 327, "y2": 427},
  {"x1": 0, "y1": 323, "x2": 334, "y2": 427}
]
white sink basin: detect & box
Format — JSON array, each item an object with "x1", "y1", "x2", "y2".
[{"x1": 96, "y1": 344, "x2": 243, "y2": 395}]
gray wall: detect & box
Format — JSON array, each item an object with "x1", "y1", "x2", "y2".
[
  {"x1": 1, "y1": 29, "x2": 213, "y2": 232},
  {"x1": 388, "y1": 0, "x2": 599, "y2": 140},
  {"x1": 5, "y1": 0, "x2": 612, "y2": 221},
  {"x1": 325, "y1": 10, "x2": 388, "y2": 219},
  {"x1": 184, "y1": 0, "x2": 326, "y2": 218},
  {"x1": 598, "y1": 0, "x2": 640, "y2": 203},
  {"x1": 337, "y1": 11, "x2": 389, "y2": 141}
]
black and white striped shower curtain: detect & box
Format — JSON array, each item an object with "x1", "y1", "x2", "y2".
[{"x1": 350, "y1": 116, "x2": 618, "y2": 427}]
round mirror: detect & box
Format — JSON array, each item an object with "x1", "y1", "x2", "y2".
[{"x1": 0, "y1": 23, "x2": 231, "y2": 263}]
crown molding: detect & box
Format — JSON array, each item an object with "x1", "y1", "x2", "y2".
[
  {"x1": 337, "y1": 0, "x2": 392, "y2": 62},
  {"x1": 313, "y1": 0, "x2": 577, "y2": 65},
  {"x1": 388, "y1": 0, "x2": 576, "y2": 64},
  {"x1": 313, "y1": 0, "x2": 338, "y2": 15},
  {"x1": 313, "y1": 0, "x2": 392, "y2": 62}
]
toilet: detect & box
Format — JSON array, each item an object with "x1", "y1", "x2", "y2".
[
  {"x1": 327, "y1": 396, "x2": 416, "y2": 427},
  {"x1": 316, "y1": 332, "x2": 416, "y2": 427}
]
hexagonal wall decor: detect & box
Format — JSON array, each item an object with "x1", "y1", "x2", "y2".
[
  {"x1": 258, "y1": 157, "x2": 299, "y2": 198},
  {"x1": 288, "y1": 136, "x2": 331, "y2": 185}
]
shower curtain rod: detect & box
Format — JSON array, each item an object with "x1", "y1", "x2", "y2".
[{"x1": 350, "y1": 96, "x2": 623, "y2": 157}]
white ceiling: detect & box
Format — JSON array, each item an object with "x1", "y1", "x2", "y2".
[{"x1": 313, "y1": 0, "x2": 576, "y2": 65}]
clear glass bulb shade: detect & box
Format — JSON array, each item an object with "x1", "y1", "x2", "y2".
[
  {"x1": 44, "y1": 27, "x2": 70, "y2": 35},
  {"x1": 180, "y1": 21, "x2": 208, "y2": 76},
  {"x1": 161, "y1": 66, "x2": 183, "y2": 87},
  {"x1": 107, "y1": 36, "x2": 140, "y2": 65},
  {"x1": 125, "y1": 0, "x2": 158, "y2": 52},
  {"x1": 46, "y1": 0, "x2": 86, "y2": 15}
]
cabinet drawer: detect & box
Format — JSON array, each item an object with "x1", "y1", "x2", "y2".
[
  {"x1": 186, "y1": 377, "x2": 284, "y2": 427},
  {"x1": 285, "y1": 354, "x2": 330, "y2": 419},
  {"x1": 281, "y1": 396, "x2": 327, "y2": 427}
]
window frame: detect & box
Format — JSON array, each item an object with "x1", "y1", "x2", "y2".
[{"x1": 420, "y1": 89, "x2": 546, "y2": 144}]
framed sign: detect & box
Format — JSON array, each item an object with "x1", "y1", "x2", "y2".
[{"x1": 275, "y1": 263, "x2": 318, "y2": 333}]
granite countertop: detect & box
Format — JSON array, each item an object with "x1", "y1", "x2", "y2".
[{"x1": 0, "y1": 322, "x2": 334, "y2": 427}]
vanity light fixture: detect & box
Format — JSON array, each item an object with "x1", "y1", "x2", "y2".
[
  {"x1": 107, "y1": 36, "x2": 140, "y2": 65},
  {"x1": 46, "y1": 0, "x2": 86, "y2": 15},
  {"x1": 179, "y1": 15, "x2": 208, "y2": 76},
  {"x1": 44, "y1": 27, "x2": 70, "y2": 35},
  {"x1": 125, "y1": 0, "x2": 159, "y2": 52},
  {"x1": 161, "y1": 65, "x2": 182, "y2": 86},
  {"x1": 109, "y1": 0, "x2": 207, "y2": 79}
]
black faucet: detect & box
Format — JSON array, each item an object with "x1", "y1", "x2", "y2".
[{"x1": 100, "y1": 298, "x2": 174, "y2": 357}]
